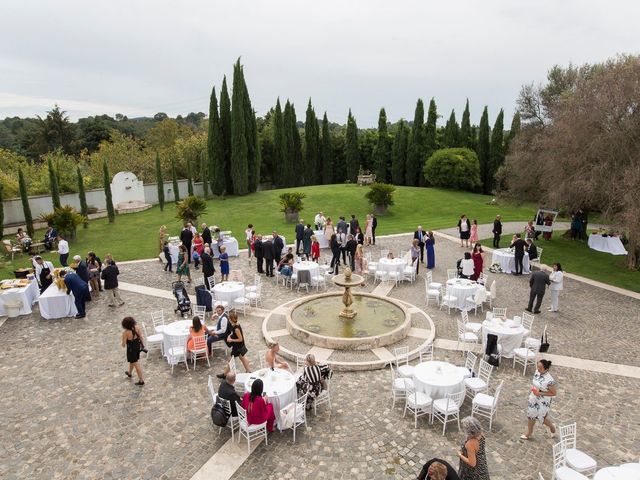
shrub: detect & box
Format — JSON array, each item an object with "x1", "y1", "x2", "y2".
[
  {"x1": 175, "y1": 195, "x2": 207, "y2": 224},
  {"x1": 39, "y1": 205, "x2": 87, "y2": 239},
  {"x1": 423, "y1": 148, "x2": 481, "y2": 192},
  {"x1": 278, "y1": 192, "x2": 306, "y2": 213},
  {"x1": 364, "y1": 183, "x2": 396, "y2": 207}
]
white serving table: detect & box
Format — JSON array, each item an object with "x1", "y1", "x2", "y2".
[
  {"x1": 491, "y1": 248, "x2": 531, "y2": 274},
  {"x1": 212, "y1": 281, "x2": 245, "y2": 304},
  {"x1": 412, "y1": 361, "x2": 465, "y2": 400},
  {"x1": 314, "y1": 231, "x2": 329, "y2": 249},
  {"x1": 245, "y1": 368, "x2": 297, "y2": 430},
  {"x1": 377, "y1": 258, "x2": 406, "y2": 276},
  {"x1": 588, "y1": 234, "x2": 627, "y2": 255},
  {"x1": 212, "y1": 237, "x2": 240, "y2": 258},
  {"x1": 39, "y1": 283, "x2": 78, "y2": 319},
  {"x1": 482, "y1": 318, "x2": 526, "y2": 358},
  {"x1": 446, "y1": 278, "x2": 480, "y2": 310},
  {"x1": 0, "y1": 279, "x2": 39, "y2": 316},
  {"x1": 168, "y1": 244, "x2": 180, "y2": 264}
]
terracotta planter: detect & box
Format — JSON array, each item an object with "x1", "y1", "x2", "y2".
[
  {"x1": 284, "y1": 210, "x2": 299, "y2": 223},
  {"x1": 373, "y1": 204, "x2": 388, "y2": 216}
]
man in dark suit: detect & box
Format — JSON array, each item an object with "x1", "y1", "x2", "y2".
[
  {"x1": 349, "y1": 215, "x2": 359, "y2": 236},
  {"x1": 72, "y1": 255, "x2": 90, "y2": 283},
  {"x1": 371, "y1": 214, "x2": 377, "y2": 245},
  {"x1": 254, "y1": 235, "x2": 264, "y2": 274},
  {"x1": 336, "y1": 216, "x2": 348, "y2": 235},
  {"x1": 492, "y1": 215, "x2": 502, "y2": 248},
  {"x1": 414, "y1": 226, "x2": 426, "y2": 263},
  {"x1": 180, "y1": 224, "x2": 194, "y2": 264},
  {"x1": 201, "y1": 223, "x2": 212, "y2": 246},
  {"x1": 263, "y1": 237, "x2": 275, "y2": 277},
  {"x1": 294, "y1": 220, "x2": 305, "y2": 255},
  {"x1": 510, "y1": 233, "x2": 528, "y2": 275},
  {"x1": 61, "y1": 270, "x2": 90, "y2": 318},
  {"x1": 527, "y1": 269, "x2": 550, "y2": 314},
  {"x1": 272, "y1": 231, "x2": 284, "y2": 266},
  {"x1": 201, "y1": 247, "x2": 215, "y2": 289},
  {"x1": 526, "y1": 239, "x2": 538, "y2": 261},
  {"x1": 218, "y1": 371, "x2": 242, "y2": 417},
  {"x1": 44, "y1": 225, "x2": 58, "y2": 250},
  {"x1": 346, "y1": 234, "x2": 358, "y2": 270}
]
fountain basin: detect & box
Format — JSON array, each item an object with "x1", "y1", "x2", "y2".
[{"x1": 286, "y1": 292, "x2": 411, "y2": 350}]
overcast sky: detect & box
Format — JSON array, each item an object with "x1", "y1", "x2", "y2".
[{"x1": 1, "y1": 0, "x2": 638, "y2": 127}]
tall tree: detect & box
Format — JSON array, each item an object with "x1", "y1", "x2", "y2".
[
  {"x1": 460, "y1": 99, "x2": 472, "y2": 148},
  {"x1": 0, "y1": 181, "x2": 4, "y2": 239},
  {"x1": 504, "y1": 111, "x2": 521, "y2": 153},
  {"x1": 320, "y1": 112, "x2": 332, "y2": 184},
  {"x1": 489, "y1": 109, "x2": 505, "y2": 192},
  {"x1": 230, "y1": 59, "x2": 249, "y2": 195},
  {"x1": 477, "y1": 106, "x2": 491, "y2": 194},
  {"x1": 200, "y1": 150, "x2": 209, "y2": 198},
  {"x1": 344, "y1": 109, "x2": 359, "y2": 183},
  {"x1": 186, "y1": 154, "x2": 194, "y2": 196},
  {"x1": 48, "y1": 157, "x2": 62, "y2": 210},
  {"x1": 207, "y1": 86, "x2": 225, "y2": 195},
  {"x1": 18, "y1": 168, "x2": 34, "y2": 238},
  {"x1": 272, "y1": 99, "x2": 287, "y2": 188},
  {"x1": 102, "y1": 160, "x2": 115, "y2": 223},
  {"x1": 406, "y1": 99, "x2": 425, "y2": 186},
  {"x1": 443, "y1": 110, "x2": 460, "y2": 147},
  {"x1": 171, "y1": 157, "x2": 180, "y2": 203},
  {"x1": 239, "y1": 65, "x2": 260, "y2": 193},
  {"x1": 76, "y1": 166, "x2": 88, "y2": 227},
  {"x1": 219, "y1": 76, "x2": 233, "y2": 193},
  {"x1": 373, "y1": 108, "x2": 390, "y2": 182},
  {"x1": 155, "y1": 151, "x2": 165, "y2": 211},
  {"x1": 291, "y1": 104, "x2": 303, "y2": 185},
  {"x1": 391, "y1": 120, "x2": 409, "y2": 185},
  {"x1": 423, "y1": 99, "x2": 438, "y2": 186},
  {"x1": 304, "y1": 100, "x2": 320, "y2": 185}
]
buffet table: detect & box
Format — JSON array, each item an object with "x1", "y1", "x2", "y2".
[
  {"x1": 39, "y1": 283, "x2": 78, "y2": 319},
  {"x1": 588, "y1": 234, "x2": 627, "y2": 255},
  {"x1": 0, "y1": 278, "x2": 39, "y2": 316}
]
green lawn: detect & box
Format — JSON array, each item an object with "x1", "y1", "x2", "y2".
[{"x1": 3, "y1": 184, "x2": 636, "y2": 292}]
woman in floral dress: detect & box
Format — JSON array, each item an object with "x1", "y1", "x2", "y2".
[{"x1": 521, "y1": 359, "x2": 557, "y2": 440}]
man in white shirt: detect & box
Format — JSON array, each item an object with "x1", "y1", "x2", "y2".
[
  {"x1": 57, "y1": 236, "x2": 69, "y2": 267},
  {"x1": 314, "y1": 212, "x2": 325, "y2": 230}
]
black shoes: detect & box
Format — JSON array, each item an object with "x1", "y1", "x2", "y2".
[
  {"x1": 75, "y1": 314, "x2": 86, "y2": 318},
  {"x1": 525, "y1": 308, "x2": 532, "y2": 313},
  {"x1": 135, "y1": 381, "x2": 145, "y2": 386},
  {"x1": 533, "y1": 310, "x2": 542, "y2": 314},
  {"x1": 216, "y1": 373, "x2": 225, "y2": 379},
  {"x1": 125, "y1": 371, "x2": 132, "y2": 378}
]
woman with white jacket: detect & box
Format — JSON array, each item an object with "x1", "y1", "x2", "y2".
[{"x1": 548, "y1": 263, "x2": 564, "y2": 312}]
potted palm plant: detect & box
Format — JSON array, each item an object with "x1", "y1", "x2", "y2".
[
  {"x1": 279, "y1": 192, "x2": 306, "y2": 223},
  {"x1": 364, "y1": 183, "x2": 396, "y2": 215}
]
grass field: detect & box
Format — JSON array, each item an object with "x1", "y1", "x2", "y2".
[{"x1": 2, "y1": 184, "x2": 636, "y2": 291}]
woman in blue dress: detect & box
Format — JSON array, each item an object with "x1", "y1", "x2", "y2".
[
  {"x1": 219, "y1": 245, "x2": 230, "y2": 282},
  {"x1": 425, "y1": 231, "x2": 436, "y2": 269}
]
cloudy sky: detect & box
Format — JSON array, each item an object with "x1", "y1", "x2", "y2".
[{"x1": 1, "y1": 0, "x2": 638, "y2": 127}]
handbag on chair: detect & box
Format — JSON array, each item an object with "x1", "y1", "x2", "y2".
[{"x1": 539, "y1": 325, "x2": 550, "y2": 353}]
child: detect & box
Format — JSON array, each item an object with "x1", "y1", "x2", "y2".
[
  {"x1": 311, "y1": 235, "x2": 320, "y2": 263},
  {"x1": 163, "y1": 241, "x2": 172, "y2": 272},
  {"x1": 219, "y1": 246, "x2": 229, "y2": 282}
]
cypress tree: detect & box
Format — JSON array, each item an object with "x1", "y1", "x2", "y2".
[
  {"x1": 406, "y1": 99, "x2": 425, "y2": 186},
  {"x1": 171, "y1": 158, "x2": 180, "y2": 202},
  {"x1": 186, "y1": 154, "x2": 194, "y2": 196},
  {"x1": 391, "y1": 120, "x2": 409, "y2": 185},
  {"x1": 373, "y1": 108, "x2": 390, "y2": 183},
  {"x1": 477, "y1": 106, "x2": 491, "y2": 194},
  {"x1": 200, "y1": 150, "x2": 209, "y2": 198},
  {"x1": 304, "y1": 100, "x2": 320, "y2": 185},
  {"x1": 443, "y1": 110, "x2": 460, "y2": 147},
  {"x1": 320, "y1": 112, "x2": 332, "y2": 184},
  {"x1": 273, "y1": 99, "x2": 286, "y2": 188},
  {"x1": 283, "y1": 101, "x2": 295, "y2": 187},
  {"x1": 230, "y1": 59, "x2": 248, "y2": 195},
  {"x1": 489, "y1": 109, "x2": 505, "y2": 191},
  {"x1": 460, "y1": 99, "x2": 472, "y2": 148},
  {"x1": 18, "y1": 168, "x2": 34, "y2": 238},
  {"x1": 220, "y1": 76, "x2": 233, "y2": 194},
  {"x1": 155, "y1": 151, "x2": 165, "y2": 211},
  {"x1": 48, "y1": 157, "x2": 62, "y2": 210},
  {"x1": 504, "y1": 111, "x2": 521, "y2": 153},
  {"x1": 344, "y1": 110, "x2": 359, "y2": 183},
  {"x1": 103, "y1": 160, "x2": 115, "y2": 223},
  {"x1": 291, "y1": 104, "x2": 303, "y2": 186},
  {"x1": 423, "y1": 99, "x2": 438, "y2": 185},
  {"x1": 207, "y1": 86, "x2": 225, "y2": 195},
  {"x1": 239, "y1": 65, "x2": 260, "y2": 193},
  {"x1": 0, "y1": 181, "x2": 4, "y2": 239},
  {"x1": 76, "y1": 166, "x2": 88, "y2": 227}
]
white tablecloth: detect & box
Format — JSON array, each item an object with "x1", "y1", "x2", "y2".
[
  {"x1": 446, "y1": 278, "x2": 479, "y2": 310},
  {"x1": 293, "y1": 261, "x2": 320, "y2": 285},
  {"x1": 162, "y1": 319, "x2": 191, "y2": 357},
  {"x1": 168, "y1": 244, "x2": 180, "y2": 264},
  {"x1": 212, "y1": 237, "x2": 240, "y2": 258},
  {"x1": 39, "y1": 283, "x2": 78, "y2": 319},
  {"x1": 314, "y1": 231, "x2": 329, "y2": 249},
  {"x1": 491, "y1": 249, "x2": 531, "y2": 274},
  {"x1": 263, "y1": 235, "x2": 288, "y2": 255},
  {"x1": 412, "y1": 361, "x2": 465, "y2": 400},
  {"x1": 377, "y1": 258, "x2": 406, "y2": 276},
  {"x1": 588, "y1": 234, "x2": 627, "y2": 255},
  {"x1": 482, "y1": 319, "x2": 526, "y2": 358},
  {"x1": 212, "y1": 281, "x2": 245, "y2": 303},
  {"x1": 595, "y1": 464, "x2": 640, "y2": 480},
  {"x1": 0, "y1": 279, "x2": 39, "y2": 316},
  {"x1": 245, "y1": 368, "x2": 297, "y2": 430}
]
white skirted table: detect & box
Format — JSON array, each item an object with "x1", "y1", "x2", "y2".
[
  {"x1": 482, "y1": 318, "x2": 526, "y2": 358},
  {"x1": 39, "y1": 283, "x2": 78, "y2": 319},
  {"x1": 491, "y1": 249, "x2": 531, "y2": 274},
  {"x1": 162, "y1": 319, "x2": 191, "y2": 358},
  {"x1": 588, "y1": 234, "x2": 627, "y2": 255},
  {"x1": 313, "y1": 231, "x2": 329, "y2": 249},
  {"x1": 412, "y1": 361, "x2": 465, "y2": 400},
  {"x1": 377, "y1": 258, "x2": 406, "y2": 276},
  {"x1": 446, "y1": 278, "x2": 480, "y2": 310},
  {"x1": 212, "y1": 281, "x2": 245, "y2": 303},
  {"x1": 293, "y1": 261, "x2": 320, "y2": 286},
  {"x1": 245, "y1": 368, "x2": 297, "y2": 430},
  {"x1": 0, "y1": 278, "x2": 40, "y2": 316},
  {"x1": 212, "y1": 237, "x2": 240, "y2": 258}
]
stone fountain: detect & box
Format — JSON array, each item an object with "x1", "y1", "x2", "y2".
[{"x1": 331, "y1": 267, "x2": 364, "y2": 319}]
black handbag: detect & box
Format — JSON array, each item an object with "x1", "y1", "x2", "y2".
[{"x1": 539, "y1": 325, "x2": 550, "y2": 353}]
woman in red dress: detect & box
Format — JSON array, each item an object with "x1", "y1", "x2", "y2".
[
  {"x1": 241, "y1": 378, "x2": 276, "y2": 433},
  {"x1": 311, "y1": 235, "x2": 320, "y2": 263},
  {"x1": 471, "y1": 243, "x2": 484, "y2": 281}
]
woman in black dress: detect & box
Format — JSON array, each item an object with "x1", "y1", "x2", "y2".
[
  {"x1": 457, "y1": 214, "x2": 472, "y2": 248},
  {"x1": 226, "y1": 311, "x2": 251, "y2": 372},
  {"x1": 456, "y1": 416, "x2": 490, "y2": 479},
  {"x1": 121, "y1": 317, "x2": 145, "y2": 386}
]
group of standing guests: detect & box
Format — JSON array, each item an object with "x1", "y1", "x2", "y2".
[{"x1": 411, "y1": 226, "x2": 437, "y2": 274}]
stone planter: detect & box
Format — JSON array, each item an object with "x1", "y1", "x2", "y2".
[
  {"x1": 373, "y1": 204, "x2": 388, "y2": 216},
  {"x1": 284, "y1": 210, "x2": 299, "y2": 223}
]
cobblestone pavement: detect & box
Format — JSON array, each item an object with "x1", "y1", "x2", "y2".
[{"x1": 1, "y1": 232, "x2": 638, "y2": 479}]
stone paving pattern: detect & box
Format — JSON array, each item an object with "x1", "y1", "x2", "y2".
[{"x1": 1, "y1": 228, "x2": 638, "y2": 479}]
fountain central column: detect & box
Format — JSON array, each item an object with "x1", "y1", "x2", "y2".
[{"x1": 332, "y1": 267, "x2": 363, "y2": 320}]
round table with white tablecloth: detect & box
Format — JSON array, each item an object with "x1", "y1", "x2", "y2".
[
  {"x1": 446, "y1": 278, "x2": 479, "y2": 310},
  {"x1": 482, "y1": 318, "x2": 526, "y2": 358},
  {"x1": 313, "y1": 231, "x2": 329, "y2": 249},
  {"x1": 212, "y1": 281, "x2": 245, "y2": 303},
  {"x1": 595, "y1": 464, "x2": 640, "y2": 480},
  {"x1": 162, "y1": 319, "x2": 191, "y2": 357},
  {"x1": 212, "y1": 237, "x2": 240, "y2": 258},
  {"x1": 412, "y1": 361, "x2": 465, "y2": 400},
  {"x1": 293, "y1": 260, "x2": 320, "y2": 285},
  {"x1": 491, "y1": 248, "x2": 530, "y2": 274},
  {"x1": 588, "y1": 234, "x2": 628, "y2": 256},
  {"x1": 245, "y1": 368, "x2": 297, "y2": 430},
  {"x1": 377, "y1": 258, "x2": 406, "y2": 276}
]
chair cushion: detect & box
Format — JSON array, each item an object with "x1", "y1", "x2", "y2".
[
  {"x1": 427, "y1": 288, "x2": 440, "y2": 296},
  {"x1": 566, "y1": 449, "x2": 597, "y2": 471},
  {"x1": 464, "y1": 377, "x2": 487, "y2": 390},
  {"x1": 460, "y1": 332, "x2": 478, "y2": 342},
  {"x1": 245, "y1": 286, "x2": 258, "y2": 292},
  {"x1": 407, "y1": 392, "x2": 432, "y2": 408},
  {"x1": 514, "y1": 347, "x2": 536, "y2": 359},
  {"x1": 147, "y1": 333, "x2": 163, "y2": 343},
  {"x1": 465, "y1": 322, "x2": 482, "y2": 333},
  {"x1": 524, "y1": 337, "x2": 541, "y2": 348},
  {"x1": 154, "y1": 325, "x2": 166, "y2": 334},
  {"x1": 393, "y1": 378, "x2": 414, "y2": 390},
  {"x1": 443, "y1": 295, "x2": 457, "y2": 302},
  {"x1": 432, "y1": 398, "x2": 460, "y2": 413},
  {"x1": 429, "y1": 282, "x2": 442, "y2": 289},
  {"x1": 397, "y1": 365, "x2": 415, "y2": 377},
  {"x1": 555, "y1": 466, "x2": 590, "y2": 480},
  {"x1": 168, "y1": 346, "x2": 185, "y2": 356},
  {"x1": 472, "y1": 392, "x2": 494, "y2": 408}
]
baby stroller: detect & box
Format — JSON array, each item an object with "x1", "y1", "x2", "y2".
[{"x1": 172, "y1": 281, "x2": 192, "y2": 318}]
